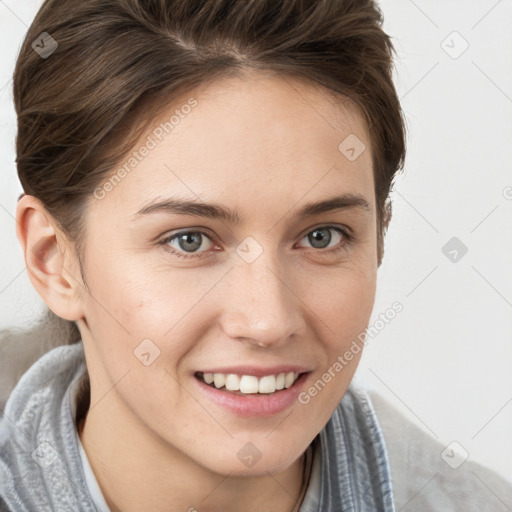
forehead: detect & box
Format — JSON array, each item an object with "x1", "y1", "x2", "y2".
[{"x1": 95, "y1": 69, "x2": 374, "y2": 219}]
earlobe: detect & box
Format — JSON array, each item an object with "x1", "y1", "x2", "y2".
[{"x1": 15, "y1": 194, "x2": 85, "y2": 322}]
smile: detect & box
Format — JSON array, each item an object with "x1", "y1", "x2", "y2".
[{"x1": 196, "y1": 371, "x2": 301, "y2": 394}]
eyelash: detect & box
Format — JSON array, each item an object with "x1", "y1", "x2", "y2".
[{"x1": 158, "y1": 225, "x2": 355, "y2": 260}]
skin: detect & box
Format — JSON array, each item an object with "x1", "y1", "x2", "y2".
[{"x1": 16, "y1": 69, "x2": 387, "y2": 512}]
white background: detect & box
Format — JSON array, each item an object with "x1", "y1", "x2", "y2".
[{"x1": 1, "y1": 0, "x2": 511, "y2": 484}]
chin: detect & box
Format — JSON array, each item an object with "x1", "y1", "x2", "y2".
[{"x1": 194, "y1": 444, "x2": 303, "y2": 477}]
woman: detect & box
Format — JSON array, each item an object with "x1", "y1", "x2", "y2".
[{"x1": 2, "y1": 0, "x2": 509, "y2": 511}]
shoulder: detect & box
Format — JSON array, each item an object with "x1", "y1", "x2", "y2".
[
  {"x1": 0, "y1": 342, "x2": 91, "y2": 511},
  {"x1": 0, "y1": 342, "x2": 85, "y2": 433},
  {"x1": 367, "y1": 387, "x2": 512, "y2": 511}
]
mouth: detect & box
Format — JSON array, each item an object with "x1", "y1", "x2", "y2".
[
  {"x1": 193, "y1": 368, "x2": 310, "y2": 417},
  {"x1": 194, "y1": 371, "x2": 303, "y2": 395}
]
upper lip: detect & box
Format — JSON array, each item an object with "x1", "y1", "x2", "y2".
[{"x1": 196, "y1": 365, "x2": 311, "y2": 378}]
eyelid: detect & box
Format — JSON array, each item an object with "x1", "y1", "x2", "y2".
[{"x1": 297, "y1": 222, "x2": 354, "y2": 241}]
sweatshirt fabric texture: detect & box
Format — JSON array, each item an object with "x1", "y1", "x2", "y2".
[{"x1": 0, "y1": 342, "x2": 395, "y2": 511}]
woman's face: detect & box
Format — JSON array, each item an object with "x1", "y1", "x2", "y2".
[{"x1": 77, "y1": 70, "x2": 378, "y2": 476}]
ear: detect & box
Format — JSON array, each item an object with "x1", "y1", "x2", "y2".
[{"x1": 15, "y1": 194, "x2": 85, "y2": 322}]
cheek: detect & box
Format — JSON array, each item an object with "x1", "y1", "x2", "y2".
[
  {"x1": 94, "y1": 253, "x2": 220, "y2": 332},
  {"x1": 83, "y1": 249, "x2": 164, "y2": 332},
  {"x1": 305, "y1": 266, "x2": 376, "y2": 399},
  {"x1": 312, "y1": 263, "x2": 377, "y2": 336},
  {"x1": 81, "y1": 254, "x2": 219, "y2": 390},
  {"x1": 80, "y1": 254, "x2": 166, "y2": 371}
]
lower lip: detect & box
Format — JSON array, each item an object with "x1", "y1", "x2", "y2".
[{"x1": 193, "y1": 373, "x2": 309, "y2": 418}]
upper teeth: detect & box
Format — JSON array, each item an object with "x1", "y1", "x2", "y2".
[{"x1": 202, "y1": 372, "x2": 299, "y2": 394}]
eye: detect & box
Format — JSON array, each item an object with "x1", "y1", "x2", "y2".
[
  {"x1": 159, "y1": 230, "x2": 217, "y2": 259},
  {"x1": 298, "y1": 225, "x2": 353, "y2": 253}
]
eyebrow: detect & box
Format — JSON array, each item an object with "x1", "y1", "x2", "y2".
[{"x1": 133, "y1": 193, "x2": 372, "y2": 224}]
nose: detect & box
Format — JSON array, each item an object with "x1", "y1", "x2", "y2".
[{"x1": 218, "y1": 249, "x2": 305, "y2": 348}]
